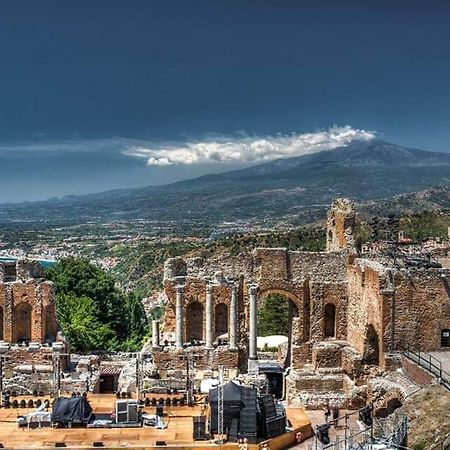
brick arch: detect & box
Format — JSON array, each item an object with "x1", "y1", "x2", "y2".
[
  {"x1": 13, "y1": 303, "x2": 32, "y2": 343},
  {"x1": 258, "y1": 288, "x2": 302, "y2": 368},
  {"x1": 185, "y1": 301, "x2": 204, "y2": 342},
  {"x1": 258, "y1": 288, "x2": 301, "y2": 312}
]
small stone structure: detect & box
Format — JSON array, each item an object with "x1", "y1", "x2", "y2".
[
  {"x1": 156, "y1": 198, "x2": 450, "y2": 408},
  {"x1": 0, "y1": 259, "x2": 58, "y2": 343}
]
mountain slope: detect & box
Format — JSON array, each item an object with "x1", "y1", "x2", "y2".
[{"x1": 1, "y1": 140, "x2": 450, "y2": 224}]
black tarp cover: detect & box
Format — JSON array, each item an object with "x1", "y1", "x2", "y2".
[
  {"x1": 209, "y1": 381, "x2": 244, "y2": 433},
  {"x1": 52, "y1": 396, "x2": 93, "y2": 424}
]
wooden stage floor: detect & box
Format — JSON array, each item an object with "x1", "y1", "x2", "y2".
[{"x1": 0, "y1": 394, "x2": 312, "y2": 449}]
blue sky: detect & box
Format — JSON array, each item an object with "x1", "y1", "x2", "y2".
[{"x1": 1, "y1": 0, "x2": 450, "y2": 202}]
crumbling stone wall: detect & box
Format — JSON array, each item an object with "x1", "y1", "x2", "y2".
[
  {"x1": 347, "y1": 260, "x2": 386, "y2": 364},
  {"x1": 348, "y1": 259, "x2": 450, "y2": 360},
  {"x1": 326, "y1": 198, "x2": 356, "y2": 252},
  {"x1": 0, "y1": 260, "x2": 58, "y2": 344},
  {"x1": 388, "y1": 268, "x2": 450, "y2": 351}
]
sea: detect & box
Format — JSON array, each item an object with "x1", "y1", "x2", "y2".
[{"x1": 0, "y1": 257, "x2": 57, "y2": 268}]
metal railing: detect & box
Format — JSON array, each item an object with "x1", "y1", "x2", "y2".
[
  {"x1": 308, "y1": 407, "x2": 409, "y2": 450},
  {"x1": 401, "y1": 345, "x2": 450, "y2": 391}
]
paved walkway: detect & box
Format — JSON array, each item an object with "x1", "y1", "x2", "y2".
[{"x1": 429, "y1": 351, "x2": 450, "y2": 375}]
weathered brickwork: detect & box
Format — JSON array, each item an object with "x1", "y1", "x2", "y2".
[
  {"x1": 158, "y1": 199, "x2": 450, "y2": 407},
  {"x1": 0, "y1": 260, "x2": 58, "y2": 344}
]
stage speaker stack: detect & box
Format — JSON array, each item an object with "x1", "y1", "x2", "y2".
[
  {"x1": 192, "y1": 416, "x2": 207, "y2": 440},
  {"x1": 228, "y1": 418, "x2": 239, "y2": 442},
  {"x1": 115, "y1": 399, "x2": 139, "y2": 423},
  {"x1": 265, "y1": 415, "x2": 286, "y2": 438},
  {"x1": 239, "y1": 387, "x2": 258, "y2": 443},
  {"x1": 260, "y1": 395, "x2": 277, "y2": 420}
]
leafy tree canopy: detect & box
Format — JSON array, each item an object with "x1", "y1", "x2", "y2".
[
  {"x1": 46, "y1": 258, "x2": 149, "y2": 352},
  {"x1": 257, "y1": 294, "x2": 290, "y2": 337}
]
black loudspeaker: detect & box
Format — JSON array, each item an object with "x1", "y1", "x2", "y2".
[
  {"x1": 228, "y1": 418, "x2": 239, "y2": 442},
  {"x1": 239, "y1": 387, "x2": 258, "y2": 434},
  {"x1": 192, "y1": 416, "x2": 207, "y2": 440},
  {"x1": 239, "y1": 432, "x2": 258, "y2": 444},
  {"x1": 316, "y1": 424, "x2": 330, "y2": 445},
  {"x1": 155, "y1": 441, "x2": 167, "y2": 446},
  {"x1": 260, "y1": 395, "x2": 277, "y2": 420},
  {"x1": 2, "y1": 393, "x2": 10, "y2": 409},
  {"x1": 265, "y1": 416, "x2": 286, "y2": 438},
  {"x1": 156, "y1": 405, "x2": 164, "y2": 417}
]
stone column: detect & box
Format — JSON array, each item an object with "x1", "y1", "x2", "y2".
[
  {"x1": 175, "y1": 285, "x2": 184, "y2": 349},
  {"x1": 229, "y1": 285, "x2": 238, "y2": 350},
  {"x1": 205, "y1": 284, "x2": 214, "y2": 349},
  {"x1": 152, "y1": 320, "x2": 161, "y2": 349},
  {"x1": 248, "y1": 285, "x2": 258, "y2": 360}
]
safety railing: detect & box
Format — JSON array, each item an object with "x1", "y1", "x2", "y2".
[{"x1": 401, "y1": 344, "x2": 450, "y2": 391}]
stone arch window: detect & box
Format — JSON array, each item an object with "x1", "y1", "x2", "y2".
[
  {"x1": 363, "y1": 324, "x2": 380, "y2": 365},
  {"x1": 186, "y1": 301, "x2": 203, "y2": 342},
  {"x1": 324, "y1": 303, "x2": 336, "y2": 338},
  {"x1": 215, "y1": 303, "x2": 228, "y2": 338},
  {"x1": 441, "y1": 329, "x2": 450, "y2": 347},
  {"x1": 14, "y1": 303, "x2": 32, "y2": 343},
  {"x1": 0, "y1": 306, "x2": 3, "y2": 341}
]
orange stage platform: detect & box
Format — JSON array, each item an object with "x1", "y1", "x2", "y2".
[{"x1": 0, "y1": 394, "x2": 312, "y2": 449}]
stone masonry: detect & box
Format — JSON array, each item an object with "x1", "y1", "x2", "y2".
[{"x1": 156, "y1": 199, "x2": 450, "y2": 407}]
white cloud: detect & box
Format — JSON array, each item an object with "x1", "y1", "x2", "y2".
[{"x1": 123, "y1": 126, "x2": 376, "y2": 166}]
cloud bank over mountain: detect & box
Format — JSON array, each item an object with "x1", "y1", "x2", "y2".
[{"x1": 123, "y1": 126, "x2": 376, "y2": 166}]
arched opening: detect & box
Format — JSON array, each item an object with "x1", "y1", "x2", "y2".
[
  {"x1": 0, "y1": 306, "x2": 3, "y2": 340},
  {"x1": 258, "y1": 294, "x2": 291, "y2": 338},
  {"x1": 441, "y1": 329, "x2": 450, "y2": 347},
  {"x1": 186, "y1": 302, "x2": 203, "y2": 342},
  {"x1": 363, "y1": 324, "x2": 380, "y2": 365},
  {"x1": 215, "y1": 303, "x2": 228, "y2": 338},
  {"x1": 376, "y1": 398, "x2": 403, "y2": 418},
  {"x1": 14, "y1": 303, "x2": 32, "y2": 343},
  {"x1": 324, "y1": 303, "x2": 336, "y2": 338}
]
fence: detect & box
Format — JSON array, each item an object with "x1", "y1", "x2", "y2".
[
  {"x1": 401, "y1": 345, "x2": 450, "y2": 391},
  {"x1": 308, "y1": 407, "x2": 408, "y2": 450}
]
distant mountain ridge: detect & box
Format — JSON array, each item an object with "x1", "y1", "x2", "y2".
[{"x1": 1, "y1": 139, "x2": 450, "y2": 225}]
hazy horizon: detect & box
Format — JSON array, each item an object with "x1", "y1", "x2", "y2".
[{"x1": 2, "y1": 1, "x2": 450, "y2": 202}]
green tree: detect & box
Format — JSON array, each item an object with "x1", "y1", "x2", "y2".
[
  {"x1": 46, "y1": 258, "x2": 127, "y2": 339},
  {"x1": 46, "y1": 258, "x2": 150, "y2": 352},
  {"x1": 56, "y1": 294, "x2": 114, "y2": 352},
  {"x1": 257, "y1": 294, "x2": 290, "y2": 337}
]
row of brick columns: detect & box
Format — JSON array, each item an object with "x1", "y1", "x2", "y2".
[{"x1": 170, "y1": 283, "x2": 251, "y2": 351}]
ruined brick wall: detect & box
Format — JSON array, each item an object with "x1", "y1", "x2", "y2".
[
  {"x1": 0, "y1": 260, "x2": 58, "y2": 344},
  {"x1": 390, "y1": 268, "x2": 450, "y2": 351},
  {"x1": 347, "y1": 260, "x2": 386, "y2": 363},
  {"x1": 348, "y1": 260, "x2": 450, "y2": 360},
  {"x1": 326, "y1": 198, "x2": 356, "y2": 252},
  {"x1": 152, "y1": 346, "x2": 240, "y2": 371}
]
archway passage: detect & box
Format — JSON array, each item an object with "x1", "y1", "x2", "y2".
[
  {"x1": 0, "y1": 306, "x2": 3, "y2": 340},
  {"x1": 215, "y1": 303, "x2": 228, "y2": 338},
  {"x1": 324, "y1": 303, "x2": 336, "y2": 338},
  {"x1": 363, "y1": 324, "x2": 380, "y2": 365},
  {"x1": 441, "y1": 329, "x2": 450, "y2": 347},
  {"x1": 257, "y1": 293, "x2": 299, "y2": 368},
  {"x1": 14, "y1": 303, "x2": 32, "y2": 343},
  {"x1": 186, "y1": 302, "x2": 204, "y2": 342},
  {"x1": 257, "y1": 294, "x2": 291, "y2": 337}
]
